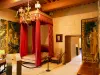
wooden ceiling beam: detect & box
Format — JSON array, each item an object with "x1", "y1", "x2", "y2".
[
  {"x1": 0, "y1": 0, "x2": 32, "y2": 10},
  {"x1": 44, "y1": 0, "x2": 49, "y2": 3},
  {"x1": 49, "y1": 0, "x2": 54, "y2": 2},
  {"x1": 41, "y1": 0, "x2": 98, "y2": 12}
]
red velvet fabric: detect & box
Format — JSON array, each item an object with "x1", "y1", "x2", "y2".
[
  {"x1": 32, "y1": 13, "x2": 53, "y2": 25},
  {"x1": 35, "y1": 19, "x2": 41, "y2": 66},
  {"x1": 39, "y1": 14, "x2": 53, "y2": 25},
  {"x1": 48, "y1": 24, "x2": 54, "y2": 57},
  {"x1": 32, "y1": 25, "x2": 36, "y2": 54},
  {"x1": 20, "y1": 23, "x2": 28, "y2": 57}
]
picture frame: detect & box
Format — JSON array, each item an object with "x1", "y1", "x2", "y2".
[{"x1": 56, "y1": 34, "x2": 63, "y2": 42}]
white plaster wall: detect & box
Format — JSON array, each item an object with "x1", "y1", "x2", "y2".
[
  {"x1": 52, "y1": 2, "x2": 98, "y2": 55},
  {"x1": 71, "y1": 37, "x2": 80, "y2": 58}
]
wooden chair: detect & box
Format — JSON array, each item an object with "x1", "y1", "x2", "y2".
[{"x1": 51, "y1": 50, "x2": 63, "y2": 64}]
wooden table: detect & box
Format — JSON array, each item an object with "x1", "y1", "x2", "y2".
[{"x1": 77, "y1": 62, "x2": 100, "y2": 75}]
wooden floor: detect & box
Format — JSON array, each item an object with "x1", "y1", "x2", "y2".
[{"x1": 77, "y1": 62, "x2": 100, "y2": 75}]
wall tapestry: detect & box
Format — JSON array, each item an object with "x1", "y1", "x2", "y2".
[
  {"x1": 8, "y1": 21, "x2": 20, "y2": 53},
  {"x1": 0, "y1": 19, "x2": 20, "y2": 54},
  {"x1": 82, "y1": 17, "x2": 98, "y2": 63},
  {"x1": 0, "y1": 19, "x2": 7, "y2": 52}
]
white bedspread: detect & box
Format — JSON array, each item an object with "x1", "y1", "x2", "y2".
[{"x1": 22, "y1": 52, "x2": 48, "y2": 63}]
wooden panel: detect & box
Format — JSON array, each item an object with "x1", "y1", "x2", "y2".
[
  {"x1": 42, "y1": 0, "x2": 97, "y2": 12},
  {"x1": 17, "y1": 60, "x2": 22, "y2": 75},
  {"x1": 0, "y1": 0, "x2": 33, "y2": 9},
  {"x1": 0, "y1": 0, "x2": 97, "y2": 12},
  {"x1": 64, "y1": 36, "x2": 71, "y2": 64}
]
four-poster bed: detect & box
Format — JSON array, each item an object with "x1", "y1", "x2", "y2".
[{"x1": 19, "y1": 10, "x2": 54, "y2": 67}]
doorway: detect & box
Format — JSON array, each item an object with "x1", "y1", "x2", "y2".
[{"x1": 64, "y1": 35, "x2": 81, "y2": 64}]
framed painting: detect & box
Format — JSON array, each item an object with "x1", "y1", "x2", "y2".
[{"x1": 56, "y1": 34, "x2": 63, "y2": 42}]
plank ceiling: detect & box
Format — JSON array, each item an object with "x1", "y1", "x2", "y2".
[{"x1": 0, "y1": 0, "x2": 98, "y2": 12}]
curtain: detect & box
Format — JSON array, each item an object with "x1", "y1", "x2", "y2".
[
  {"x1": 32, "y1": 25, "x2": 36, "y2": 54},
  {"x1": 35, "y1": 19, "x2": 41, "y2": 67},
  {"x1": 20, "y1": 23, "x2": 28, "y2": 57},
  {"x1": 48, "y1": 24, "x2": 54, "y2": 57}
]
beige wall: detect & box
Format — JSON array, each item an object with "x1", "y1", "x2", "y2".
[
  {"x1": 52, "y1": 2, "x2": 98, "y2": 54},
  {"x1": 0, "y1": 9, "x2": 17, "y2": 21},
  {"x1": 71, "y1": 37, "x2": 80, "y2": 58}
]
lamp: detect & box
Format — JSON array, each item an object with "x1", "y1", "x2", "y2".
[
  {"x1": 16, "y1": 0, "x2": 41, "y2": 24},
  {"x1": 35, "y1": 1, "x2": 41, "y2": 10}
]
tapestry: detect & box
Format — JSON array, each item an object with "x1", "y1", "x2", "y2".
[
  {"x1": 82, "y1": 17, "x2": 98, "y2": 63},
  {"x1": 0, "y1": 19, "x2": 7, "y2": 52},
  {"x1": 8, "y1": 21, "x2": 20, "y2": 53}
]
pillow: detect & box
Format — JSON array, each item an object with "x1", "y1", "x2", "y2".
[{"x1": 41, "y1": 45, "x2": 48, "y2": 52}]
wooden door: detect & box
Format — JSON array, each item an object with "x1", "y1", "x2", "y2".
[{"x1": 64, "y1": 36, "x2": 71, "y2": 64}]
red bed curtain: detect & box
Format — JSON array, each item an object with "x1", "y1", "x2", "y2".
[
  {"x1": 20, "y1": 23, "x2": 28, "y2": 57},
  {"x1": 48, "y1": 24, "x2": 54, "y2": 57},
  {"x1": 35, "y1": 19, "x2": 41, "y2": 66}
]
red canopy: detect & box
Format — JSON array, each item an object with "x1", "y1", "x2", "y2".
[{"x1": 20, "y1": 10, "x2": 54, "y2": 67}]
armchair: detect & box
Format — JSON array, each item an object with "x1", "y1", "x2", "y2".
[{"x1": 51, "y1": 50, "x2": 63, "y2": 64}]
